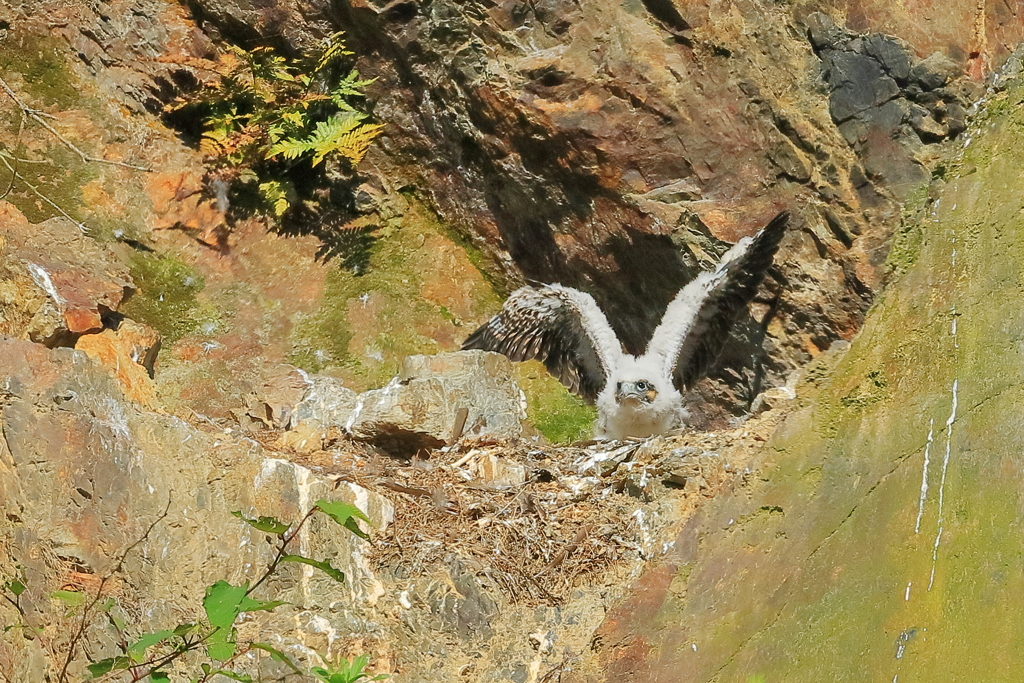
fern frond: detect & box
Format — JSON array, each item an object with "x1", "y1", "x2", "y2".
[
  {"x1": 305, "y1": 113, "x2": 383, "y2": 166},
  {"x1": 259, "y1": 180, "x2": 294, "y2": 216},
  {"x1": 266, "y1": 137, "x2": 314, "y2": 161},
  {"x1": 330, "y1": 70, "x2": 378, "y2": 108},
  {"x1": 314, "y1": 32, "x2": 354, "y2": 73}
]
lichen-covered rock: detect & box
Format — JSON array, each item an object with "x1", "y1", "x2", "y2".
[
  {"x1": 295, "y1": 351, "x2": 527, "y2": 457},
  {"x1": 0, "y1": 206, "x2": 133, "y2": 343},
  {"x1": 0, "y1": 337, "x2": 393, "y2": 680}
]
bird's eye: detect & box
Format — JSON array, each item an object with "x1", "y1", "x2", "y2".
[{"x1": 636, "y1": 381, "x2": 649, "y2": 390}]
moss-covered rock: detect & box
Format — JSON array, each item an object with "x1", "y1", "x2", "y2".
[
  {"x1": 585, "y1": 60, "x2": 1024, "y2": 682},
  {"x1": 121, "y1": 250, "x2": 220, "y2": 343}
]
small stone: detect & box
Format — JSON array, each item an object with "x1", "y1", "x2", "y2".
[
  {"x1": 354, "y1": 183, "x2": 382, "y2": 213},
  {"x1": 750, "y1": 386, "x2": 796, "y2": 414},
  {"x1": 910, "y1": 52, "x2": 962, "y2": 91},
  {"x1": 805, "y1": 12, "x2": 842, "y2": 50},
  {"x1": 911, "y1": 114, "x2": 948, "y2": 141},
  {"x1": 275, "y1": 420, "x2": 326, "y2": 453},
  {"x1": 946, "y1": 102, "x2": 967, "y2": 137},
  {"x1": 475, "y1": 454, "x2": 527, "y2": 487}
]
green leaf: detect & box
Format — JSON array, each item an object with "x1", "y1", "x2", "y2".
[
  {"x1": 104, "y1": 609, "x2": 127, "y2": 632},
  {"x1": 86, "y1": 656, "x2": 131, "y2": 677},
  {"x1": 315, "y1": 31, "x2": 354, "y2": 72},
  {"x1": 148, "y1": 671, "x2": 170, "y2": 682},
  {"x1": 202, "y1": 579, "x2": 284, "y2": 634},
  {"x1": 231, "y1": 511, "x2": 289, "y2": 536},
  {"x1": 173, "y1": 622, "x2": 198, "y2": 636},
  {"x1": 266, "y1": 137, "x2": 313, "y2": 161},
  {"x1": 315, "y1": 499, "x2": 372, "y2": 539},
  {"x1": 203, "y1": 581, "x2": 248, "y2": 629},
  {"x1": 99, "y1": 597, "x2": 116, "y2": 612},
  {"x1": 239, "y1": 596, "x2": 287, "y2": 613},
  {"x1": 128, "y1": 629, "x2": 175, "y2": 662},
  {"x1": 50, "y1": 590, "x2": 86, "y2": 608},
  {"x1": 250, "y1": 643, "x2": 303, "y2": 674},
  {"x1": 206, "y1": 627, "x2": 237, "y2": 661},
  {"x1": 5, "y1": 580, "x2": 25, "y2": 596},
  {"x1": 311, "y1": 654, "x2": 390, "y2": 683},
  {"x1": 280, "y1": 554, "x2": 346, "y2": 583}
]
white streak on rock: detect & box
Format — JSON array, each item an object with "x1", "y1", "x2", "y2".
[
  {"x1": 914, "y1": 419, "x2": 934, "y2": 534},
  {"x1": 26, "y1": 263, "x2": 64, "y2": 306}
]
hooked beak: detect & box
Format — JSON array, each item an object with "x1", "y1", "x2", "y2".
[{"x1": 615, "y1": 381, "x2": 657, "y2": 404}]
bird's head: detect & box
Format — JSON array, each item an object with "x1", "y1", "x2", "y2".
[{"x1": 615, "y1": 379, "x2": 659, "y2": 405}]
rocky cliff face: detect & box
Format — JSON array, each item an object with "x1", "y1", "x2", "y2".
[
  {"x1": 580, "y1": 51, "x2": 1024, "y2": 682},
  {"x1": 1, "y1": 0, "x2": 1022, "y2": 681},
  {"x1": 17, "y1": 0, "x2": 1021, "y2": 425}
]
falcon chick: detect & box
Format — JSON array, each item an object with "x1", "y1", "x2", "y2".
[{"x1": 462, "y1": 210, "x2": 790, "y2": 440}]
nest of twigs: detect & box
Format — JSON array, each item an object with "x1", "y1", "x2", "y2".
[{"x1": 368, "y1": 444, "x2": 643, "y2": 605}]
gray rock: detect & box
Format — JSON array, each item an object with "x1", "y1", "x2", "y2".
[
  {"x1": 292, "y1": 374, "x2": 359, "y2": 427},
  {"x1": 873, "y1": 98, "x2": 911, "y2": 132},
  {"x1": 827, "y1": 52, "x2": 900, "y2": 122},
  {"x1": 911, "y1": 52, "x2": 962, "y2": 91},
  {"x1": 864, "y1": 34, "x2": 913, "y2": 82},
  {"x1": 946, "y1": 101, "x2": 968, "y2": 137},
  {"x1": 297, "y1": 351, "x2": 527, "y2": 457},
  {"x1": 805, "y1": 12, "x2": 842, "y2": 50}
]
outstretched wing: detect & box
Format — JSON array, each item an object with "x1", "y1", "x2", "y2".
[
  {"x1": 647, "y1": 210, "x2": 790, "y2": 391},
  {"x1": 462, "y1": 284, "x2": 623, "y2": 402}
]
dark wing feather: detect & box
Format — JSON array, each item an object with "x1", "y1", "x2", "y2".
[
  {"x1": 462, "y1": 285, "x2": 620, "y2": 403},
  {"x1": 660, "y1": 210, "x2": 790, "y2": 391}
]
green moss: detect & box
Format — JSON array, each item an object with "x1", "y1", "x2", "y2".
[
  {"x1": 515, "y1": 361, "x2": 596, "y2": 443},
  {"x1": 837, "y1": 368, "x2": 888, "y2": 409},
  {"x1": 0, "y1": 34, "x2": 80, "y2": 108},
  {"x1": 412, "y1": 190, "x2": 512, "y2": 299},
  {"x1": 885, "y1": 182, "x2": 930, "y2": 278},
  {"x1": 289, "y1": 196, "x2": 501, "y2": 389},
  {"x1": 3, "y1": 146, "x2": 95, "y2": 225},
  {"x1": 84, "y1": 216, "x2": 147, "y2": 245},
  {"x1": 121, "y1": 251, "x2": 220, "y2": 343}
]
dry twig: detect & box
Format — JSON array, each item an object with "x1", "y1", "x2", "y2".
[{"x1": 0, "y1": 76, "x2": 151, "y2": 172}]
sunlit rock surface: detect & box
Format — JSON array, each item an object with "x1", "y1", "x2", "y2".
[
  {"x1": 293, "y1": 351, "x2": 528, "y2": 456},
  {"x1": 1, "y1": 0, "x2": 1023, "y2": 680},
  {"x1": 0, "y1": 338, "x2": 393, "y2": 681},
  {"x1": 580, "y1": 55, "x2": 1024, "y2": 683}
]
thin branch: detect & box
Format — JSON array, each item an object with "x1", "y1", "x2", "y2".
[
  {"x1": 119, "y1": 627, "x2": 219, "y2": 680},
  {"x1": 245, "y1": 507, "x2": 317, "y2": 596},
  {"x1": 0, "y1": 111, "x2": 24, "y2": 201},
  {"x1": 57, "y1": 499, "x2": 172, "y2": 683},
  {"x1": 96, "y1": 505, "x2": 318, "y2": 682},
  {"x1": 0, "y1": 76, "x2": 152, "y2": 172},
  {"x1": 0, "y1": 150, "x2": 52, "y2": 164},
  {"x1": 0, "y1": 153, "x2": 90, "y2": 234}
]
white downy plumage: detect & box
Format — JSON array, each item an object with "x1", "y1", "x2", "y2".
[{"x1": 463, "y1": 211, "x2": 790, "y2": 440}]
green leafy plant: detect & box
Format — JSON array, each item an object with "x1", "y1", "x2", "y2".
[
  {"x1": 312, "y1": 653, "x2": 390, "y2": 683},
  {"x1": 165, "y1": 32, "x2": 383, "y2": 265},
  {"x1": 1, "y1": 500, "x2": 386, "y2": 683}
]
